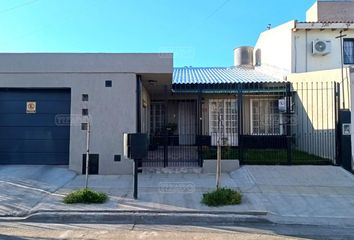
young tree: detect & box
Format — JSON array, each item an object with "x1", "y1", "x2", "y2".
[{"x1": 216, "y1": 106, "x2": 223, "y2": 189}]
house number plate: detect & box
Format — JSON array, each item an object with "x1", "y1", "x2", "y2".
[{"x1": 26, "y1": 101, "x2": 36, "y2": 114}]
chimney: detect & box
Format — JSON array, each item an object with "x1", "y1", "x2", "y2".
[{"x1": 306, "y1": 0, "x2": 354, "y2": 22}]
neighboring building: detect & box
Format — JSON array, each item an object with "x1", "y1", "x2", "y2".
[
  {"x1": 255, "y1": 0, "x2": 354, "y2": 75},
  {"x1": 251, "y1": 0, "x2": 354, "y2": 168},
  {"x1": 306, "y1": 0, "x2": 354, "y2": 23}
]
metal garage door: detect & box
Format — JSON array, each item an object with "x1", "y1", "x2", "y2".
[{"x1": 0, "y1": 89, "x2": 71, "y2": 165}]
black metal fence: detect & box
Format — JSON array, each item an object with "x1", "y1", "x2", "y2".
[
  {"x1": 142, "y1": 81, "x2": 339, "y2": 168},
  {"x1": 200, "y1": 82, "x2": 338, "y2": 166}
]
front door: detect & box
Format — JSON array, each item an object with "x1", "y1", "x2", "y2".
[
  {"x1": 144, "y1": 100, "x2": 199, "y2": 167},
  {"x1": 178, "y1": 101, "x2": 196, "y2": 145}
]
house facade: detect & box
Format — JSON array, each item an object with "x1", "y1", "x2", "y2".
[
  {"x1": 0, "y1": 0, "x2": 352, "y2": 174},
  {"x1": 142, "y1": 65, "x2": 287, "y2": 168},
  {"x1": 253, "y1": 0, "x2": 354, "y2": 109},
  {"x1": 0, "y1": 51, "x2": 289, "y2": 174},
  {"x1": 0, "y1": 53, "x2": 172, "y2": 174}
]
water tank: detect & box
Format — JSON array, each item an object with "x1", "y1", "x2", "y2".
[{"x1": 234, "y1": 46, "x2": 254, "y2": 67}]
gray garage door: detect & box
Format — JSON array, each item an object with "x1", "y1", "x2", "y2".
[{"x1": 0, "y1": 89, "x2": 71, "y2": 165}]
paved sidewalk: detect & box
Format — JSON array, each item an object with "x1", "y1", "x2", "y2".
[
  {"x1": 240, "y1": 166, "x2": 354, "y2": 226},
  {"x1": 2, "y1": 165, "x2": 354, "y2": 226},
  {"x1": 0, "y1": 165, "x2": 77, "y2": 217},
  {"x1": 33, "y1": 172, "x2": 265, "y2": 213}
]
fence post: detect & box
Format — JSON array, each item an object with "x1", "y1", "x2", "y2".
[
  {"x1": 163, "y1": 85, "x2": 168, "y2": 168},
  {"x1": 197, "y1": 87, "x2": 203, "y2": 167},
  {"x1": 286, "y1": 82, "x2": 292, "y2": 165},
  {"x1": 238, "y1": 84, "x2": 244, "y2": 163},
  {"x1": 335, "y1": 82, "x2": 341, "y2": 166}
]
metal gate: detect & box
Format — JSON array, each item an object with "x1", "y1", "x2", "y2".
[
  {"x1": 143, "y1": 81, "x2": 340, "y2": 167},
  {"x1": 142, "y1": 99, "x2": 201, "y2": 167}
]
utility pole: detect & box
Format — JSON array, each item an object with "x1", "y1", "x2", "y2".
[{"x1": 336, "y1": 30, "x2": 347, "y2": 109}]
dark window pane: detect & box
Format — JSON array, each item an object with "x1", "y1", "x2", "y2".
[
  {"x1": 105, "y1": 80, "x2": 112, "y2": 87},
  {"x1": 344, "y1": 39, "x2": 354, "y2": 64}
]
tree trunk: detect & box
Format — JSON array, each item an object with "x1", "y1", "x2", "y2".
[{"x1": 216, "y1": 145, "x2": 221, "y2": 189}]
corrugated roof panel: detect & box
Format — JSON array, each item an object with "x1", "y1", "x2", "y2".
[{"x1": 173, "y1": 67, "x2": 283, "y2": 84}]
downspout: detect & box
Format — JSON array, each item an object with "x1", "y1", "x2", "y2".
[
  {"x1": 134, "y1": 74, "x2": 142, "y2": 199},
  {"x1": 136, "y1": 75, "x2": 142, "y2": 133},
  {"x1": 294, "y1": 35, "x2": 297, "y2": 73},
  {"x1": 339, "y1": 30, "x2": 346, "y2": 109},
  {"x1": 305, "y1": 30, "x2": 308, "y2": 72}
]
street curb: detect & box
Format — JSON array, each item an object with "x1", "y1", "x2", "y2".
[
  {"x1": 0, "y1": 211, "x2": 271, "y2": 225},
  {"x1": 268, "y1": 213, "x2": 354, "y2": 227}
]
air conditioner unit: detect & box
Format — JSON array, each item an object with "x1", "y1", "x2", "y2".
[{"x1": 312, "y1": 40, "x2": 331, "y2": 56}]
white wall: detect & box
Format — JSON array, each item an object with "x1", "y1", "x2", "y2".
[
  {"x1": 254, "y1": 20, "x2": 354, "y2": 75},
  {"x1": 254, "y1": 21, "x2": 295, "y2": 75},
  {"x1": 293, "y1": 29, "x2": 354, "y2": 73},
  {"x1": 306, "y1": 2, "x2": 319, "y2": 22}
]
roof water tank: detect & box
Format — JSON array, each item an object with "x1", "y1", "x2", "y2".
[{"x1": 234, "y1": 46, "x2": 254, "y2": 67}]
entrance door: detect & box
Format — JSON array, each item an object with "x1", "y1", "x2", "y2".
[{"x1": 178, "y1": 101, "x2": 196, "y2": 145}]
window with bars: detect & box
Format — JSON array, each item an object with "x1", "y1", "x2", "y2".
[
  {"x1": 344, "y1": 39, "x2": 354, "y2": 64},
  {"x1": 209, "y1": 99, "x2": 238, "y2": 146},
  {"x1": 251, "y1": 99, "x2": 281, "y2": 135}
]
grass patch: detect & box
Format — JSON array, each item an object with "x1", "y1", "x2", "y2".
[
  {"x1": 202, "y1": 188, "x2": 242, "y2": 207},
  {"x1": 63, "y1": 188, "x2": 108, "y2": 204},
  {"x1": 202, "y1": 147, "x2": 332, "y2": 165}
]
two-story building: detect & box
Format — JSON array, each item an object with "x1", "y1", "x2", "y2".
[{"x1": 252, "y1": 0, "x2": 354, "y2": 169}]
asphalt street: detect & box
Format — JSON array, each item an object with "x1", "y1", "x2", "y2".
[{"x1": 0, "y1": 222, "x2": 354, "y2": 240}]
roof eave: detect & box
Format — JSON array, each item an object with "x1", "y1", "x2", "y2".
[{"x1": 293, "y1": 21, "x2": 354, "y2": 31}]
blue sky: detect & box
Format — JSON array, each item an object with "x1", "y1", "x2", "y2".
[{"x1": 0, "y1": 0, "x2": 314, "y2": 67}]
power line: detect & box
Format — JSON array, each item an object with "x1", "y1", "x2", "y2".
[
  {"x1": 205, "y1": 0, "x2": 232, "y2": 21},
  {"x1": 0, "y1": 0, "x2": 40, "y2": 15}
]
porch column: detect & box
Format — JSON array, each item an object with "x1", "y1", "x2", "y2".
[
  {"x1": 286, "y1": 82, "x2": 292, "y2": 165},
  {"x1": 163, "y1": 85, "x2": 168, "y2": 168},
  {"x1": 197, "y1": 88, "x2": 203, "y2": 167},
  {"x1": 238, "y1": 84, "x2": 244, "y2": 163}
]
